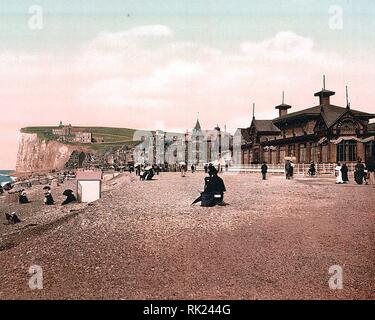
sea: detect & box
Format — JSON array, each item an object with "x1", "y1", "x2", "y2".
[{"x1": 0, "y1": 170, "x2": 15, "y2": 186}]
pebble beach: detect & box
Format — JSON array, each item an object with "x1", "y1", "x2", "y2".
[{"x1": 0, "y1": 172, "x2": 374, "y2": 299}]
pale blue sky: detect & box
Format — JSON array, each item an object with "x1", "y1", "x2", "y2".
[
  {"x1": 1, "y1": 0, "x2": 375, "y2": 53},
  {"x1": 1, "y1": 1, "x2": 375, "y2": 168}
]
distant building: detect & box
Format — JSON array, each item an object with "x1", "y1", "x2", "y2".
[
  {"x1": 184, "y1": 119, "x2": 233, "y2": 165},
  {"x1": 72, "y1": 131, "x2": 92, "y2": 144},
  {"x1": 52, "y1": 122, "x2": 92, "y2": 144},
  {"x1": 52, "y1": 123, "x2": 71, "y2": 137},
  {"x1": 236, "y1": 82, "x2": 375, "y2": 164}
]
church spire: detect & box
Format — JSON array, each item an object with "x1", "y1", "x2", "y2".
[{"x1": 193, "y1": 118, "x2": 202, "y2": 132}]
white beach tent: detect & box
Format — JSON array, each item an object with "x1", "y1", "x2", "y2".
[{"x1": 76, "y1": 171, "x2": 102, "y2": 203}]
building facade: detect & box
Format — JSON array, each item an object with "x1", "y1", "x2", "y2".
[{"x1": 236, "y1": 86, "x2": 375, "y2": 165}]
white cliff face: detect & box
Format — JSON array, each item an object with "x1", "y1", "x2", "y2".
[{"x1": 16, "y1": 133, "x2": 88, "y2": 173}]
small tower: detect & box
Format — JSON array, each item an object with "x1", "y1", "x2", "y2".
[
  {"x1": 314, "y1": 75, "x2": 335, "y2": 106},
  {"x1": 193, "y1": 118, "x2": 202, "y2": 132},
  {"x1": 275, "y1": 91, "x2": 292, "y2": 117}
]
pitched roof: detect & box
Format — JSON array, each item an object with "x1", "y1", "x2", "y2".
[
  {"x1": 252, "y1": 119, "x2": 280, "y2": 133},
  {"x1": 236, "y1": 128, "x2": 252, "y2": 143},
  {"x1": 273, "y1": 104, "x2": 374, "y2": 128}
]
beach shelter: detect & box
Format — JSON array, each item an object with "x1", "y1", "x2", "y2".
[{"x1": 76, "y1": 171, "x2": 102, "y2": 203}]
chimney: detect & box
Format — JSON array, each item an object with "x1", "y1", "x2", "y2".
[
  {"x1": 314, "y1": 75, "x2": 335, "y2": 106},
  {"x1": 275, "y1": 91, "x2": 291, "y2": 117}
]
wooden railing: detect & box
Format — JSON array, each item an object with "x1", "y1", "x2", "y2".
[{"x1": 194, "y1": 163, "x2": 359, "y2": 175}]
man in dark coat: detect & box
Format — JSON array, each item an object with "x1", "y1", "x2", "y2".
[
  {"x1": 261, "y1": 162, "x2": 268, "y2": 180},
  {"x1": 308, "y1": 163, "x2": 316, "y2": 176},
  {"x1": 354, "y1": 159, "x2": 365, "y2": 185},
  {"x1": 341, "y1": 163, "x2": 349, "y2": 183},
  {"x1": 285, "y1": 160, "x2": 291, "y2": 179}
]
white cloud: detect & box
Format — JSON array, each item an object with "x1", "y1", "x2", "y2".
[
  {"x1": 123, "y1": 25, "x2": 174, "y2": 37},
  {"x1": 240, "y1": 31, "x2": 343, "y2": 67},
  {"x1": 3, "y1": 25, "x2": 374, "y2": 135},
  {"x1": 76, "y1": 28, "x2": 347, "y2": 116}
]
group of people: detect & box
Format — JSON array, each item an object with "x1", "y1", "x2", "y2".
[
  {"x1": 135, "y1": 164, "x2": 160, "y2": 181},
  {"x1": 17, "y1": 186, "x2": 77, "y2": 206},
  {"x1": 335, "y1": 159, "x2": 374, "y2": 185}
]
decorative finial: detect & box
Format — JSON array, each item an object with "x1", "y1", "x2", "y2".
[
  {"x1": 323, "y1": 75, "x2": 326, "y2": 90},
  {"x1": 282, "y1": 91, "x2": 285, "y2": 104},
  {"x1": 346, "y1": 85, "x2": 350, "y2": 109},
  {"x1": 252, "y1": 102, "x2": 255, "y2": 119}
]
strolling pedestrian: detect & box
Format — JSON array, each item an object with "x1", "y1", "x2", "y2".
[
  {"x1": 335, "y1": 162, "x2": 344, "y2": 184},
  {"x1": 341, "y1": 163, "x2": 349, "y2": 183},
  {"x1": 180, "y1": 164, "x2": 186, "y2": 177},
  {"x1": 261, "y1": 162, "x2": 268, "y2": 180},
  {"x1": 365, "y1": 157, "x2": 375, "y2": 186},
  {"x1": 354, "y1": 158, "x2": 365, "y2": 185},
  {"x1": 307, "y1": 162, "x2": 316, "y2": 176}
]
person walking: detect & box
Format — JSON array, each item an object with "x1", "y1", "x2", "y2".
[
  {"x1": 365, "y1": 157, "x2": 375, "y2": 186},
  {"x1": 261, "y1": 162, "x2": 268, "y2": 180},
  {"x1": 335, "y1": 162, "x2": 344, "y2": 184},
  {"x1": 180, "y1": 164, "x2": 186, "y2": 177},
  {"x1": 289, "y1": 161, "x2": 294, "y2": 179},
  {"x1": 191, "y1": 164, "x2": 195, "y2": 173},
  {"x1": 308, "y1": 162, "x2": 316, "y2": 176},
  {"x1": 285, "y1": 160, "x2": 291, "y2": 179},
  {"x1": 341, "y1": 163, "x2": 349, "y2": 183},
  {"x1": 354, "y1": 158, "x2": 365, "y2": 185}
]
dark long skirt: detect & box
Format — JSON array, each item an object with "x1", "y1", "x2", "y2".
[{"x1": 354, "y1": 171, "x2": 364, "y2": 185}]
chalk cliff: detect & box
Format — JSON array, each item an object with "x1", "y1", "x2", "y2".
[{"x1": 16, "y1": 133, "x2": 89, "y2": 173}]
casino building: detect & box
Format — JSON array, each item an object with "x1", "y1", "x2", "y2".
[{"x1": 235, "y1": 82, "x2": 375, "y2": 165}]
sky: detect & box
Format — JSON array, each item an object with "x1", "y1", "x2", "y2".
[{"x1": 1, "y1": 0, "x2": 375, "y2": 168}]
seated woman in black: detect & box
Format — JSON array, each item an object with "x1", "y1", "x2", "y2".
[
  {"x1": 19, "y1": 190, "x2": 29, "y2": 204},
  {"x1": 203, "y1": 168, "x2": 227, "y2": 206},
  {"x1": 44, "y1": 190, "x2": 55, "y2": 205}
]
